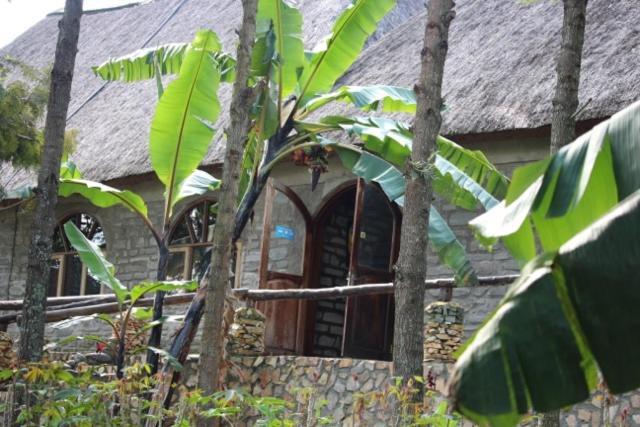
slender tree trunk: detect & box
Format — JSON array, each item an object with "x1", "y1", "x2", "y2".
[
  {"x1": 392, "y1": 0, "x2": 455, "y2": 394},
  {"x1": 549, "y1": 0, "x2": 588, "y2": 153},
  {"x1": 19, "y1": 0, "x2": 83, "y2": 362},
  {"x1": 146, "y1": 242, "x2": 169, "y2": 373},
  {"x1": 542, "y1": 1, "x2": 586, "y2": 425},
  {"x1": 197, "y1": 0, "x2": 258, "y2": 402}
]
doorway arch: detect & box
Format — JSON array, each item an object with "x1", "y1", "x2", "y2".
[{"x1": 307, "y1": 179, "x2": 401, "y2": 360}]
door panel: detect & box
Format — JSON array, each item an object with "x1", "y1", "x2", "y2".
[
  {"x1": 258, "y1": 180, "x2": 311, "y2": 355},
  {"x1": 342, "y1": 180, "x2": 398, "y2": 360},
  {"x1": 257, "y1": 276, "x2": 302, "y2": 354}
]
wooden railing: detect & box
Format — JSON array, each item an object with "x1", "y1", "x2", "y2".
[{"x1": 0, "y1": 275, "x2": 518, "y2": 329}]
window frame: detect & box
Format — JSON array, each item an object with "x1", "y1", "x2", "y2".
[
  {"x1": 50, "y1": 213, "x2": 106, "y2": 297},
  {"x1": 167, "y1": 198, "x2": 218, "y2": 281}
]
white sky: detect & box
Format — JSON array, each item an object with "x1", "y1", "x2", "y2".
[
  {"x1": 0, "y1": 0, "x2": 134, "y2": 49},
  {"x1": 0, "y1": 1, "x2": 66, "y2": 48}
]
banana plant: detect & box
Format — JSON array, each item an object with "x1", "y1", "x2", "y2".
[
  {"x1": 449, "y1": 100, "x2": 640, "y2": 425},
  {"x1": 58, "y1": 221, "x2": 196, "y2": 378},
  {"x1": 73, "y1": 0, "x2": 506, "y2": 391},
  {"x1": 56, "y1": 29, "x2": 227, "y2": 374},
  {"x1": 230, "y1": 0, "x2": 507, "y2": 285},
  {"x1": 89, "y1": 0, "x2": 507, "y2": 285}
]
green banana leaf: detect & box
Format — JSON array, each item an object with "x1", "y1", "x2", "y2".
[
  {"x1": 310, "y1": 115, "x2": 508, "y2": 198},
  {"x1": 63, "y1": 222, "x2": 128, "y2": 304},
  {"x1": 255, "y1": 0, "x2": 305, "y2": 100},
  {"x1": 428, "y1": 207, "x2": 478, "y2": 286},
  {"x1": 470, "y1": 100, "x2": 640, "y2": 264},
  {"x1": 129, "y1": 280, "x2": 198, "y2": 305},
  {"x1": 301, "y1": 85, "x2": 416, "y2": 115},
  {"x1": 297, "y1": 0, "x2": 396, "y2": 104},
  {"x1": 60, "y1": 160, "x2": 82, "y2": 179},
  {"x1": 174, "y1": 169, "x2": 221, "y2": 205},
  {"x1": 92, "y1": 43, "x2": 189, "y2": 82},
  {"x1": 451, "y1": 189, "x2": 640, "y2": 426},
  {"x1": 149, "y1": 29, "x2": 223, "y2": 217},
  {"x1": 251, "y1": 24, "x2": 276, "y2": 78},
  {"x1": 333, "y1": 144, "x2": 479, "y2": 285},
  {"x1": 59, "y1": 179, "x2": 148, "y2": 219},
  {"x1": 239, "y1": 84, "x2": 278, "y2": 203}
]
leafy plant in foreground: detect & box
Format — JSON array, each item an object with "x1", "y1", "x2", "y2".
[
  {"x1": 50, "y1": 220, "x2": 196, "y2": 378},
  {"x1": 450, "y1": 101, "x2": 640, "y2": 425}
]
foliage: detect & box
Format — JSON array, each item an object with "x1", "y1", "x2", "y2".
[
  {"x1": 88, "y1": 0, "x2": 506, "y2": 284},
  {"x1": 0, "y1": 362, "x2": 463, "y2": 426},
  {"x1": 57, "y1": 221, "x2": 196, "y2": 376},
  {"x1": 93, "y1": 43, "x2": 190, "y2": 83},
  {"x1": 148, "y1": 30, "x2": 224, "y2": 219},
  {"x1": 469, "y1": 100, "x2": 640, "y2": 263},
  {"x1": 0, "y1": 57, "x2": 49, "y2": 169},
  {"x1": 450, "y1": 101, "x2": 640, "y2": 426}
]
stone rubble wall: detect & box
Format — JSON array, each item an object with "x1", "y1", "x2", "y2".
[
  {"x1": 424, "y1": 301, "x2": 464, "y2": 362},
  {"x1": 216, "y1": 355, "x2": 396, "y2": 426}
]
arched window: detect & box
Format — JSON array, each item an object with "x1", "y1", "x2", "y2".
[
  {"x1": 50, "y1": 213, "x2": 105, "y2": 296},
  {"x1": 167, "y1": 199, "x2": 217, "y2": 280}
]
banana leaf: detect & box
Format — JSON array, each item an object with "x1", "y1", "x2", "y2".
[
  {"x1": 59, "y1": 178, "x2": 148, "y2": 219},
  {"x1": 174, "y1": 169, "x2": 221, "y2": 205},
  {"x1": 297, "y1": 0, "x2": 396, "y2": 104},
  {"x1": 60, "y1": 160, "x2": 82, "y2": 179},
  {"x1": 63, "y1": 222, "x2": 128, "y2": 304},
  {"x1": 149, "y1": 30, "x2": 223, "y2": 217},
  {"x1": 301, "y1": 85, "x2": 416, "y2": 115},
  {"x1": 333, "y1": 144, "x2": 479, "y2": 285},
  {"x1": 255, "y1": 0, "x2": 305, "y2": 100},
  {"x1": 311, "y1": 115, "x2": 508, "y2": 198},
  {"x1": 129, "y1": 281, "x2": 198, "y2": 305},
  {"x1": 451, "y1": 189, "x2": 640, "y2": 426},
  {"x1": 470, "y1": 100, "x2": 640, "y2": 264},
  {"x1": 92, "y1": 43, "x2": 189, "y2": 82}
]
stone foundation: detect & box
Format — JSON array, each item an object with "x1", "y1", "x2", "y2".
[
  {"x1": 183, "y1": 355, "x2": 396, "y2": 425},
  {"x1": 424, "y1": 301, "x2": 464, "y2": 362}
]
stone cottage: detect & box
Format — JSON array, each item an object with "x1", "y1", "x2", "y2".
[{"x1": 1, "y1": 0, "x2": 639, "y2": 424}]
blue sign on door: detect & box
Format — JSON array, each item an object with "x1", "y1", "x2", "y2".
[{"x1": 273, "y1": 225, "x2": 295, "y2": 241}]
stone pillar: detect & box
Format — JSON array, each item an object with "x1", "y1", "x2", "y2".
[
  {"x1": 226, "y1": 307, "x2": 266, "y2": 356},
  {"x1": 424, "y1": 302, "x2": 464, "y2": 362},
  {"x1": 0, "y1": 332, "x2": 17, "y2": 368}
]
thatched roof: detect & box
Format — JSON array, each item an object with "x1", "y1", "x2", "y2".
[
  {"x1": 1, "y1": 0, "x2": 639, "y2": 192},
  {"x1": 340, "y1": 0, "x2": 640, "y2": 136},
  {"x1": 0, "y1": 0, "x2": 424, "y2": 192}
]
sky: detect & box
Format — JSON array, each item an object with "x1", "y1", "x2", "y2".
[
  {"x1": 0, "y1": 0, "x2": 134, "y2": 49},
  {"x1": 0, "y1": 0, "x2": 66, "y2": 48}
]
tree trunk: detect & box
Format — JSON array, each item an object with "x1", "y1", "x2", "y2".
[
  {"x1": 542, "y1": 1, "x2": 586, "y2": 425},
  {"x1": 197, "y1": 0, "x2": 258, "y2": 402},
  {"x1": 392, "y1": 0, "x2": 455, "y2": 394},
  {"x1": 146, "y1": 242, "x2": 169, "y2": 373},
  {"x1": 549, "y1": 0, "x2": 588, "y2": 153},
  {"x1": 19, "y1": 0, "x2": 83, "y2": 362}
]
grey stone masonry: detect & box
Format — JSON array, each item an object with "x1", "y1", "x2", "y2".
[{"x1": 424, "y1": 302, "x2": 464, "y2": 362}]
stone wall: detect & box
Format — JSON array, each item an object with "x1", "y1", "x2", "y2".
[
  {"x1": 218, "y1": 355, "x2": 395, "y2": 426},
  {"x1": 313, "y1": 191, "x2": 353, "y2": 357}
]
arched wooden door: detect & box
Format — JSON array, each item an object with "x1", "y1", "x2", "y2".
[
  {"x1": 341, "y1": 179, "x2": 400, "y2": 360},
  {"x1": 257, "y1": 179, "x2": 312, "y2": 354},
  {"x1": 307, "y1": 179, "x2": 400, "y2": 360}
]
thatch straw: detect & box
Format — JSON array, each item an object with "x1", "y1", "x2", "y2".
[{"x1": 1, "y1": 0, "x2": 638, "y2": 193}]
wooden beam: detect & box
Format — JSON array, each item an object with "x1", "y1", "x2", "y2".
[
  {"x1": 233, "y1": 275, "x2": 518, "y2": 302},
  {"x1": 0, "y1": 294, "x2": 116, "y2": 311},
  {"x1": 0, "y1": 293, "x2": 195, "y2": 325}
]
